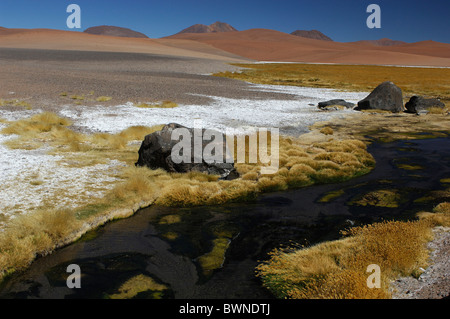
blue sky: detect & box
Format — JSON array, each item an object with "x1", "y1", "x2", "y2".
[{"x1": 0, "y1": 0, "x2": 449, "y2": 43}]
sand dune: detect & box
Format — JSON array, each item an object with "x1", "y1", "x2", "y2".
[
  {"x1": 0, "y1": 28, "x2": 250, "y2": 62},
  {"x1": 168, "y1": 29, "x2": 450, "y2": 67},
  {"x1": 1, "y1": 27, "x2": 449, "y2": 67}
]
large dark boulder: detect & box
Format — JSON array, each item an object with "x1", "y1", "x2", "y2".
[
  {"x1": 136, "y1": 123, "x2": 238, "y2": 180},
  {"x1": 317, "y1": 99, "x2": 355, "y2": 111},
  {"x1": 355, "y1": 81, "x2": 404, "y2": 113},
  {"x1": 404, "y1": 96, "x2": 446, "y2": 114}
]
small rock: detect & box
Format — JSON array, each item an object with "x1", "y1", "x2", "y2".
[
  {"x1": 405, "y1": 96, "x2": 446, "y2": 114},
  {"x1": 317, "y1": 99, "x2": 355, "y2": 110}
]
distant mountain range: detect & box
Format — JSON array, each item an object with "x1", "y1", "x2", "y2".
[
  {"x1": 73, "y1": 23, "x2": 438, "y2": 51},
  {"x1": 291, "y1": 30, "x2": 333, "y2": 41},
  {"x1": 176, "y1": 22, "x2": 238, "y2": 34},
  {"x1": 1, "y1": 26, "x2": 449, "y2": 67},
  {"x1": 172, "y1": 23, "x2": 407, "y2": 47},
  {"x1": 84, "y1": 25, "x2": 149, "y2": 38}
]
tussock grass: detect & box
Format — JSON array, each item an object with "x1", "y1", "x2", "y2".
[
  {"x1": 96, "y1": 96, "x2": 112, "y2": 102},
  {"x1": 320, "y1": 127, "x2": 334, "y2": 135},
  {"x1": 134, "y1": 101, "x2": 179, "y2": 109},
  {"x1": 0, "y1": 99, "x2": 32, "y2": 109},
  {"x1": 256, "y1": 203, "x2": 450, "y2": 299},
  {"x1": 427, "y1": 106, "x2": 449, "y2": 114},
  {"x1": 70, "y1": 95, "x2": 85, "y2": 101},
  {"x1": 0, "y1": 209, "x2": 81, "y2": 277},
  {"x1": 215, "y1": 63, "x2": 450, "y2": 104},
  {"x1": 59, "y1": 92, "x2": 116, "y2": 104}
]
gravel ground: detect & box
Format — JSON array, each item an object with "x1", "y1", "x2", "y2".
[
  {"x1": 391, "y1": 227, "x2": 450, "y2": 299},
  {"x1": 0, "y1": 47, "x2": 299, "y2": 110}
]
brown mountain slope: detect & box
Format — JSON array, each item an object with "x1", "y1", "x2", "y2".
[
  {"x1": 167, "y1": 28, "x2": 450, "y2": 66},
  {"x1": 291, "y1": 30, "x2": 333, "y2": 41},
  {"x1": 176, "y1": 21, "x2": 237, "y2": 34},
  {"x1": 84, "y1": 25, "x2": 149, "y2": 38},
  {"x1": 0, "y1": 28, "x2": 249, "y2": 62}
]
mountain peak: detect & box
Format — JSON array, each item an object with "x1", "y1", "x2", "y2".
[
  {"x1": 84, "y1": 25, "x2": 149, "y2": 38},
  {"x1": 176, "y1": 22, "x2": 237, "y2": 34},
  {"x1": 291, "y1": 30, "x2": 333, "y2": 41}
]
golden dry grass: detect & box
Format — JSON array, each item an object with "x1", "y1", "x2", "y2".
[
  {"x1": 256, "y1": 203, "x2": 450, "y2": 299},
  {"x1": 0, "y1": 209, "x2": 81, "y2": 277},
  {"x1": 320, "y1": 127, "x2": 334, "y2": 135},
  {"x1": 215, "y1": 63, "x2": 450, "y2": 104},
  {"x1": 0, "y1": 99, "x2": 32, "y2": 109},
  {"x1": 96, "y1": 96, "x2": 112, "y2": 102},
  {"x1": 134, "y1": 101, "x2": 179, "y2": 109}
]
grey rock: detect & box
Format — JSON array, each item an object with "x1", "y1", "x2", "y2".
[
  {"x1": 405, "y1": 96, "x2": 446, "y2": 114},
  {"x1": 355, "y1": 81, "x2": 404, "y2": 113},
  {"x1": 318, "y1": 99, "x2": 355, "y2": 110},
  {"x1": 136, "y1": 123, "x2": 238, "y2": 180}
]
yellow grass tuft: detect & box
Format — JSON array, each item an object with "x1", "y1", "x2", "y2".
[
  {"x1": 320, "y1": 127, "x2": 334, "y2": 135},
  {"x1": 134, "y1": 101, "x2": 179, "y2": 109},
  {"x1": 0, "y1": 209, "x2": 81, "y2": 276},
  {"x1": 256, "y1": 214, "x2": 444, "y2": 299},
  {"x1": 96, "y1": 96, "x2": 112, "y2": 102},
  {"x1": 70, "y1": 95, "x2": 84, "y2": 101},
  {"x1": 0, "y1": 99, "x2": 32, "y2": 109}
]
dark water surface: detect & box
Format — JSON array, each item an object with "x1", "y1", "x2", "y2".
[{"x1": 1, "y1": 137, "x2": 449, "y2": 299}]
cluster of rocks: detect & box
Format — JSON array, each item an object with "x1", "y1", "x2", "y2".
[
  {"x1": 317, "y1": 81, "x2": 447, "y2": 115},
  {"x1": 136, "y1": 82, "x2": 446, "y2": 179}
]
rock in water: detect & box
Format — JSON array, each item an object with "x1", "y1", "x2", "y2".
[
  {"x1": 135, "y1": 123, "x2": 238, "y2": 180},
  {"x1": 405, "y1": 96, "x2": 446, "y2": 114},
  {"x1": 355, "y1": 81, "x2": 404, "y2": 113}
]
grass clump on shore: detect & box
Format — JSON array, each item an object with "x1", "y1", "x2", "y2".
[
  {"x1": 256, "y1": 202, "x2": 450, "y2": 299},
  {"x1": 0, "y1": 99, "x2": 32, "y2": 110},
  {"x1": 96, "y1": 96, "x2": 113, "y2": 102},
  {"x1": 0, "y1": 209, "x2": 81, "y2": 278},
  {"x1": 134, "y1": 101, "x2": 179, "y2": 109}
]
